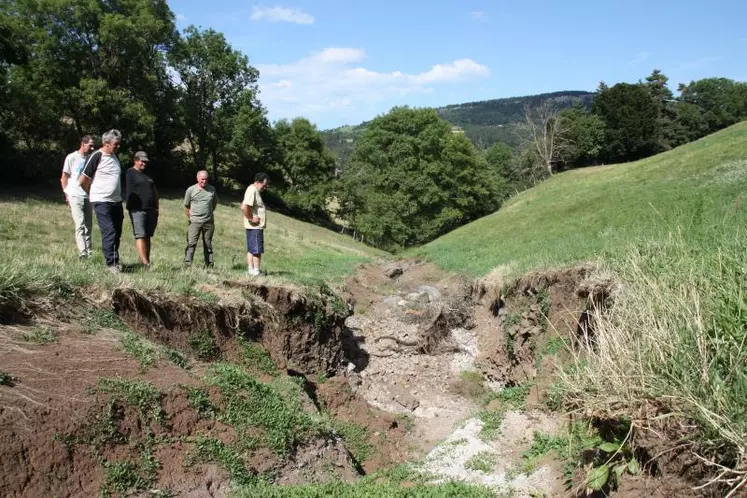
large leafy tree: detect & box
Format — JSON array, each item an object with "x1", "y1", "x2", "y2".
[
  {"x1": 274, "y1": 118, "x2": 337, "y2": 217},
  {"x1": 558, "y1": 104, "x2": 606, "y2": 167},
  {"x1": 169, "y1": 26, "x2": 259, "y2": 181},
  {"x1": 228, "y1": 90, "x2": 278, "y2": 186},
  {"x1": 677, "y1": 78, "x2": 747, "y2": 135},
  {"x1": 341, "y1": 107, "x2": 499, "y2": 249},
  {"x1": 593, "y1": 82, "x2": 661, "y2": 163}
]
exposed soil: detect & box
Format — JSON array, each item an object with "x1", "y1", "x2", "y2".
[{"x1": 0, "y1": 261, "x2": 731, "y2": 497}]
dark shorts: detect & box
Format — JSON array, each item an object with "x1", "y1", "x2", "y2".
[
  {"x1": 246, "y1": 229, "x2": 264, "y2": 255},
  {"x1": 129, "y1": 209, "x2": 158, "y2": 239}
]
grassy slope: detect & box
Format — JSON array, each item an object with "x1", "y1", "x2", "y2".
[
  {"x1": 418, "y1": 121, "x2": 747, "y2": 277},
  {"x1": 0, "y1": 191, "x2": 387, "y2": 293}
]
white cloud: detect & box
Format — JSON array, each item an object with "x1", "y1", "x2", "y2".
[
  {"x1": 469, "y1": 11, "x2": 489, "y2": 22},
  {"x1": 257, "y1": 48, "x2": 490, "y2": 126},
  {"x1": 629, "y1": 52, "x2": 649, "y2": 64},
  {"x1": 250, "y1": 6, "x2": 315, "y2": 25}
]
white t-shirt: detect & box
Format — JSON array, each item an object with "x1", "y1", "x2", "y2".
[
  {"x1": 62, "y1": 151, "x2": 88, "y2": 198},
  {"x1": 242, "y1": 184, "x2": 266, "y2": 230},
  {"x1": 82, "y1": 151, "x2": 122, "y2": 203}
]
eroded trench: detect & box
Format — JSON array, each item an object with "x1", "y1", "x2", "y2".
[{"x1": 0, "y1": 263, "x2": 715, "y2": 497}]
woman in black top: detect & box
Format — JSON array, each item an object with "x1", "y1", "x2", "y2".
[{"x1": 125, "y1": 151, "x2": 159, "y2": 268}]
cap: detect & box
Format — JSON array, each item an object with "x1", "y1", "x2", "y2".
[{"x1": 134, "y1": 151, "x2": 149, "y2": 162}]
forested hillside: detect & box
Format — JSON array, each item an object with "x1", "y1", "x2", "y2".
[{"x1": 321, "y1": 91, "x2": 593, "y2": 158}]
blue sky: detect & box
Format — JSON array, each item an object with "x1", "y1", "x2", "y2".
[{"x1": 168, "y1": 0, "x2": 747, "y2": 130}]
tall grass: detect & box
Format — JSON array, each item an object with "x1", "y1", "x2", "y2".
[{"x1": 561, "y1": 229, "x2": 747, "y2": 490}]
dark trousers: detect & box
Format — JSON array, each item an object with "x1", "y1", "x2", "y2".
[
  {"x1": 185, "y1": 220, "x2": 214, "y2": 266},
  {"x1": 93, "y1": 202, "x2": 124, "y2": 267}
]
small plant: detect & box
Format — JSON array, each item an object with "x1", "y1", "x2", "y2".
[
  {"x1": 188, "y1": 329, "x2": 220, "y2": 361},
  {"x1": 465, "y1": 451, "x2": 496, "y2": 473},
  {"x1": 478, "y1": 409, "x2": 503, "y2": 441},
  {"x1": 0, "y1": 371, "x2": 16, "y2": 386},
  {"x1": 96, "y1": 377, "x2": 164, "y2": 424},
  {"x1": 101, "y1": 460, "x2": 144, "y2": 497},
  {"x1": 82, "y1": 308, "x2": 126, "y2": 334},
  {"x1": 185, "y1": 386, "x2": 218, "y2": 419},
  {"x1": 192, "y1": 435, "x2": 264, "y2": 486},
  {"x1": 242, "y1": 341, "x2": 278, "y2": 376},
  {"x1": 121, "y1": 332, "x2": 158, "y2": 371},
  {"x1": 163, "y1": 348, "x2": 189, "y2": 369},
  {"x1": 23, "y1": 326, "x2": 58, "y2": 344},
  {"x1": 521, "y1": 431, "x2": 567, "y2": 473},
  {"x1": 333, "y1": 420, "x2": 373, "y2": 463},
  {"x1": 544, "y1": 336, "x2": 567, "y2": 356}
]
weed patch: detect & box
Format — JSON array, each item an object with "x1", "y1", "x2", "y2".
[
  {"x1": 184, "y1": 386, "x2": 218, "y2": 419},
  {"x1": 82, "y1": 308, "x2": 126, "y2": 334},
  {"x1": 241, "y1": 340, "x2": 278, "y2": 376},
  {"x1": 188, "y1": 329, "x2": 220, "y2": 361},
  {"x1": 465, "y1": 451, "x2": 495, "y2": 473},
  {"x1": 121, "y1": 332, "x2": 158, "y2": 371},
  {"x1": 332, "y1": 420, "x2": 373, "y2": 463},
  {"x1": 0, "y1": 371, "x2": 16, "y2": 386},
  {"x1": 23, "y1": 326, "x2": 58, "y2": 344},
  {"x1": 95, "y1": 377, "x2": 163, "y2": 424}
]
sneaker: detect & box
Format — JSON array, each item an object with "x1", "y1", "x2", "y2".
[
  {"x1": 248, "y1": 268, "x2": 260, "y2": 276},
  {"x1": 107, "y1": 265, "x2": 121, "y2": 274}
]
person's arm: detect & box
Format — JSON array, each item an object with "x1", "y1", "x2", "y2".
[
  {"x1": 184, "y1": 188, "x2": 191, "y2": 218},
  {"x1": 153, "y1": 186, "x2": 159, "y2": 211},
  {"x1": 79, "y1": 151, "x2": 101, "y2": 194},
  {"x1": 61, "y1": 155, "x2": 71, "y2": 203},
  {"x1": 212, "y1": 189, "x2": 218, "y2": 212}
]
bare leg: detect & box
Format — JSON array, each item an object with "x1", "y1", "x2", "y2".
[
  {"x1": 246, "y1": 252, "x2": 253, "y2": 270},
  {"x1": 145, "y1": 238, "x2": 151, "y2": 263},
  {"x1": 252, "y1": 255, "x2": 261, "y2": 271},
  {"x1": 135, "y1": 238, "x2": 149, "y2": 265}
]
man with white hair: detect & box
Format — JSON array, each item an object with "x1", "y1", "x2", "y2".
[
  {"x1": 79, "y1": 129, "x2": 124, "y2": 273},
  {"x1": 183, "y1": 170, "x2": 218, "y2": 267}
]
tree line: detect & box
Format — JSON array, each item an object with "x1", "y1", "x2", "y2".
[
  {"x1": 0, "y1": 0, "x2": 335, "y2": 219},
  {"x1": 1, "y1": 1, "x2": 745, "y2": 252}
]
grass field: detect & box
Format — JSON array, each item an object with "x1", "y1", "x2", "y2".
[
  {"x1": 0, "y1": 188, "x2": 388, "y2": 296},
  {"x1": 417, "y1": 121, "x2": 747, "y2": 278},
  {"x1": 417, "y1": 121, "x2": 747, "y2": 489}
]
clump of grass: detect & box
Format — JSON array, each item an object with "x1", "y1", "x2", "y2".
[
  {"x1": 205, "y1": 363, "x2": 315, "y2": 455},
  {"x1": 191, "y1": 435, "x2": 265, "y2": 486},
  {"x1": 241, "y1": 341, "x2": 278, "y2": 376},
  {"x1": 188, "y1": 329, "x2": 220, "y2": 361},
  {"x1": 82, "y1": 308, "x2": 127, "y2": 334},
  {"x1": 185, "y1": 386, "x2": 218, "y2": 419},
  {"x1": 164, "y1": 348, "x2": 189, "y2": 369},
  {"x1": 23, "y1": 326, "x2": 58, "y2": 344},
  {"x1": 96, "y1": 377, "x2": 163, "y2": 424},
  {"x1": 477, "y1": 410, "x2": 504, "y2": 441},
  {"x1": 560, "y1": 233, "x2": 747, "y2": 486},
  {"x1": 465, "y1": 451, "x2": 495, "y2": 473},
  {"x1": 121, "y1": 332, "x2": 158, "y2": 371},
  {"x1": 332, "y1": 421, "x2": 373, "y2": 463}
]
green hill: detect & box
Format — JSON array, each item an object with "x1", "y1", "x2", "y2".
[
  {"x1": 417, "y1": 121, "x2": 747, "y2": 480},
  {"x1": 418, "y1": 120, "x2": 747, "y2": 277},
  {"x1": 322, "y1": 90, "x2": 593, "y2": 161}
]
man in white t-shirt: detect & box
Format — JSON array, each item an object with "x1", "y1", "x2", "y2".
[
  {"x1": 79, "y1": 129, "x2": 124, "y2": 273},
  {"x1": 240, "y1": 172, "x2": 269, "y2": 276},
  {"x1": 60, "y1": 135, "x2": 95, "y2": 259}
]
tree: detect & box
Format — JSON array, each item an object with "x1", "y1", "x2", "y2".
[
  {"x1": 0, "y1": 0, "x2": 179, "y2": 181},
  {"x1": 273, "y1": 118, "x2": 337, "y2": 217},
  {"x1": 341, "y1": 107, "x2": 499, "y2": 249},
  {"x1": 677, "y1": 78, "x2": 747, "y2": 135},
  {"x1": 170, "y1": 26, "x2": 259, "y2": 181},
  {"x1": 228, "y1": 90, "x2": 278, "y2": 186},
  {"x1": 558, "y1": 104, "x2": 606, "y2": 167},
  {"x1": 645, "y1": 69, "x2": 678, "y2": 150},
  {"x1": 520, "y1": 102, "x2": 568, "y2": 175},
  {"x1": 592, "y1": 83, "x2": 661, "y2": 163}
]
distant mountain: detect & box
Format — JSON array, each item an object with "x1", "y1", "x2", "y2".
[{"x1": 322, "y1": 90, "x2": 594, "y2": 162}]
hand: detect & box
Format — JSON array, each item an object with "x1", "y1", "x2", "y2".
[
  {"x1": 251, "y1": 215, "x2": 260, "y2": 225},
  {"x1": 64, "y1": 195, "x2": 69, "y2": 205}
]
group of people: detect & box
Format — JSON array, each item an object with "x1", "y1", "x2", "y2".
[{"x1": 60, "y1": 130, "x2": 269, "y2": 275}]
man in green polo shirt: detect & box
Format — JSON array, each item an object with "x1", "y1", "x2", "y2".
[{"x1": 183, "y1": 170, "x2": 218, "y2": 267}]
